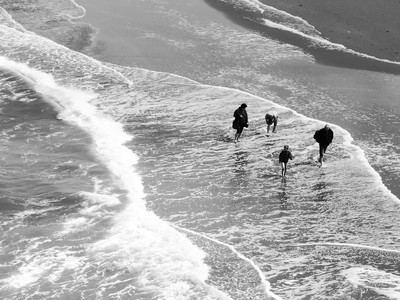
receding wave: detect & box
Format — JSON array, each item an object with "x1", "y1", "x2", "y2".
[
  {"x1": 2, "y1": 3, "x2": 400, "y2": 299},
  {"x1": 205, "y1": 0, "x2": 400, "y2": 73},
  {"x1": 0, "y1": 13, "x2": 281, "y2": 299}
]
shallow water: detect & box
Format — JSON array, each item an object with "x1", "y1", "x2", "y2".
[{"x1": 1, "y1": 0, "x2": 400, "y2": 299}]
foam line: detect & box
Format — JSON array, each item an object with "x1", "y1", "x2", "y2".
[
  {"x1": 0, "y1": 8, "x2": 26, "y2": 32},
  {"x1": 57, "y1": 23, "x2": 399, "y2": 205},
  {"x1": 153, "y1": 74, "x2": 399, "y2": 204},
  {"x1": 0, "y1": 25, "x2": 133, "y2": 87},
  {"x1": 261, "y1": 19, "x2": 400, "y2": 65},
  {"x1": 292, "y1": 242, "x2": 400, "y2": 255},
  {"x1": 114, "y1": 62, "x2": 399, "y2": 204},
  {"x1": 0, "y1": 57, "x2": 234, "y2": 298},
  {"x1": 172, "y1": 224, "x2": 283, "y2": 300},
  {"x1": 236, "y1": 0, "x2": 321, "y2": 34},
  {"x1": 67, "y1": 0, "x2": 86, "y2": 21},
  {"x1": 236, "y1": 0, "x2": 400, "y2": 65}
]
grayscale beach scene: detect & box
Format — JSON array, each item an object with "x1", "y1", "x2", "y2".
[{"x1": 1, "y1": 0, "x2": 400, "y2": 299}]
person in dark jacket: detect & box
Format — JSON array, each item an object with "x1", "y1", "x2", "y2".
[
  {"x1": 232, "y1": 103, "x2": 249, "y2": 142},
  {"x1": 265, "y1": 112, "x2": 278, "y2": 133},
  {"x1": 313, "y1": 124, "x2": 334, "y2": 165},
  {"x1": 279, "y1": 145, "x2": 294, "y2": 177}
]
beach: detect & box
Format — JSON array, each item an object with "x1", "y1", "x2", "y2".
[
  {"x1": 260, "y1": 0, "x2": 400, "y2": 62},
  {"x1": 75, "y1": 0, "x2": 400, "y2": 196},
  {"x1": 2, "y1": 0, "x2": 400, "y2": 299}
]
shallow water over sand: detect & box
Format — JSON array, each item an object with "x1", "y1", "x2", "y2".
[
  {"x1": 78, "y1": 0, "x2": 400, "y2": 199},
  {"x1": 1, "y1": 0, "x2": 400, "y2": 299}
]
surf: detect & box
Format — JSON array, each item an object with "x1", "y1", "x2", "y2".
[
  {"x1": 0, "y1": 56, "x2": 231, "y2": 299},
  {"x1": 0, "y1": 39, "x2": 282, "y2": 298},
  {"x1": 2, "y1": 2, "x2": 400, "y2": 299},
  {"x1": 205, "y1": 0, "x2": 400, "y2": 73}
]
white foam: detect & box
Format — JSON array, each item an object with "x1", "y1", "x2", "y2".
[
  {"x1": 88, "y1": 207, "x2": 232, "y2": 299},
  {"x1": 0, "y1": 8, "x2": 26, "y2": 32},
  {"x1": 3, "y1": 263, "x2": 48, "y2": 288},
  {"x1": 231, "y1": 0, "x2": 321, "y2": 36},
  {"x1": 0, "y1": 24, "x2": 133, "y2": 87},
  {"x1": 106, "y1": 53, "x2": 400, "y2": 205},
  {"x1": 293, "y1": 242, "x2": 400, "y2": 255},
  {"x1": 0, "y1": 56, "x2": 231, "y2": 299},
  {"x1": 68, "y1": 0, "x2": 87, "y2": 20},
  {"x1": 0, "y1": 57, "x2": 144, "y2": 205},
  {"x1": 342, "y1": 266, "x2": 400, "y2": 299},
  {"x1": 220, "y1": 0, "x2": 400, "y2": 65},
  {"x1": 260, "y1": 12, "x2": 400, "y2": 65},
  {"x1": 1, "y1": 12, "x2": 399, "y2": 296},
  {"x1": 174, "y1": 225, "x2": 283, "y2": 300},
  {"x1": 78, "y1": 192, "x2": 121, "y2": 217},
  {"x1": 1, "y1": 238, "x2": 84, "y2": 289},
  {"x1": 57, "y1": 216, "x2": 89, "y2": 236},
  {"x1": 167, "y1": 79, "x2": 400, "y2": 204}
]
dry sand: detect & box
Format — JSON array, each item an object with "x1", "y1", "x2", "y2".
[{"x1": 260, "y1": 0, "x2": 400, "y2": 62}]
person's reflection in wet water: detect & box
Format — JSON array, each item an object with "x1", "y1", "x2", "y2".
[
  {"x1": 232, "y1": 150, "x2": 249, "y2": 174},
  {"x1": 312, "y1": 177, "x2": 333, "y2": 202},
  {"x1": 229, "y1": 150, "x2": 250, "y2": 188},
  {"x1": 278, "y1": 178, "x2": 289, "y2": 210}
]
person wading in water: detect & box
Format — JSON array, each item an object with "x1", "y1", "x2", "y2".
[
  {"x1": 279, "y1": 145, "x2": 294, "y2": 178},
  {"x1": 232, "y1": 103, "x2": 249, "y2": 143},
  {"x1": 313, "y1": 124, "x2": 334, "y2": 166}
]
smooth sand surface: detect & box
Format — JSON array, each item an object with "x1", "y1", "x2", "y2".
[
  {"x1": 77, "y1": 0, "x2": 234, "y2": 70},
  {"x1": 260, "y1": 0, "x2": 400, "y2": 62},
  {"x1": 76, "y1": 0, "x2": 400, "y2": 74}
]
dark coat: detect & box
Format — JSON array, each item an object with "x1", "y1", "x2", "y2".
[
  {"x1": 232, "y1": 107, "x2": 248, "y2": 129},
  {"x1": 265, "y1": 114, "x2": 277, "y2": 125},
  {"x1": 314, "y1": 127, "x2": 334, "y2": 146},
  {"x1": 279, "y1": 150, "x2": 293, "y2": 163}
]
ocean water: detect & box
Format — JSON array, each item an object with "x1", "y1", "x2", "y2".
[{"x1": 1, "y1": 0, "x2": 400, "y2": 299}]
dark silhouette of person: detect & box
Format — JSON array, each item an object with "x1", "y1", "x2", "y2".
[
  {"x1": 279, "y1": 145, "x2": 294, "y2": 177},
  {"x1": 232, "y1": 103, "x2": 248, "y2": 142},
  {"x1": 265, "y1": 112, "x2": 278, "y2": 133},
  {"x1": 313, "y1": 124, "x2": 334, "y2": 165}
]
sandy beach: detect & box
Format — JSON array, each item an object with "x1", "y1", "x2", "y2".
[
  {"x1": 4, "y1": 0, "x2": 400, "y2": 70},
  {"x1": 260, "y1": 0, "x2": 400, "y2": 62}
]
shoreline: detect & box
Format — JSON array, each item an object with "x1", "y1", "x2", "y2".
[
  {"x1": 201, "y1": 0, "x2": 400, "y2": 74},
  {"x1": 3, "y1": 0, "x2": 400, "y2": 73},
  {"x1": 260, "y1": 0, "x2": 400, "y2": 63}
]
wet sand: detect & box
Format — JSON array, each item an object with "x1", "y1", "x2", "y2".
[
  {"x1": 75, "y1": 0, "x2": 238, "y2": 72},
  {"x1": 260, "y1": 0, "x2": 400, "y2": 62},
  {"x1": 75, "y1": 0, "x2": 400, "y2": 75}
]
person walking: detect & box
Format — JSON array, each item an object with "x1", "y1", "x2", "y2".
[
  {"x1": 313, "y1": 124, "x2": 334, "y2": 165},
  {"x1": 279, "y1": 145, "x2": 294, "y2": 178},
  {"x1": 232, "y1": 103, "x2": 249, "y2": 142},
  {"x1": 265, "y1": 112, "x2": 278, "y2": 133}
]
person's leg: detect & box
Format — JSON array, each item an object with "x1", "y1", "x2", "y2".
[
  {"x1": 280, "y1": 162, "x2": 285, "y2": 177},
  {"x1": 267, "y1": 124, "x2": 271, "y2": 133},
  {"x1": 234, "y1": 132, "x2": 240, "y2": 142},
  {"x1": 319, "y1": 144, "x2": 324, "y2": 163},
  {"x1": 235, "y1": 127, "x2": 243, "y2": 142},
  {"x1": 272, "y1": 119, "x2": 277, "y2": 133}
]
